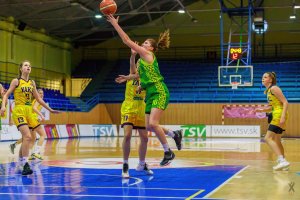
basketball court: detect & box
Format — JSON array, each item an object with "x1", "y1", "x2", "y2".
[{"x1": 0, "y1": 137, "x2": 299, "y2": 199}]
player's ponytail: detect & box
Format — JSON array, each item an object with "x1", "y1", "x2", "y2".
[
  {"x1": 157, "y1": 29, "x2": 170, "y2": 51},
  {"x1": 147, "y1": 29, "x2": 170, "y2": 52}
]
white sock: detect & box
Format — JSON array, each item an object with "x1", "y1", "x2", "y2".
[
  {"x1": 139, "y1": 160, "x2": 145, "y2": 166},
  {"x1": 34, "y1": 146, "x2": 42, "y2": 154},
  {"x1": 21, "y1": 157, "x2": 28, "y2": 166},
  {"x1": 162, "y1": 143, "x2": 170, "y2": 152},
  {"x1": 278, "y1": 155, "x2": 285, "y2": 162},
  {"x1": 167, "y1": 130, "x2": 175, "y2": 138},
  {"x1": 123, "y1": 160, "x2": 128, "y2": 164},
  {"x1": 18, "y1": 157, "x2": 23, "y2": 166}
]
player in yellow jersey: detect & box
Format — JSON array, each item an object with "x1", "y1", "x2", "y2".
[
  {"x1": 255, "y1": 72, "x2": 289, "y2": 171},
  {"x1": 10, "y1": 89, "x2": 47, "y2": 160},
  {"x1": 117, "y1": 45, "x2": 153, "y2": 178},
  {"x1": 1, "y1": 60, "x2": 59, "y2": 175},
  {"x1": 116, "y1": 46, "x2": 183, "y2": 177}
]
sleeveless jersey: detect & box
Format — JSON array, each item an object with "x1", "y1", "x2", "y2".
[
  {"x1": 14, "y1": 79, "x2": 34, "y2": 106},
  {"x1": 121, "y1": 79, "x2": 145, "y2": 114},
  {"x1": 138, "y1": 54, "x2": 164, "y2": 89},
  {"x1": 267, "y1": 85, "x2": 283, "y2": 111},
  {"x1": 32, "y1": 99, "x2": 43, "y2": 112}
]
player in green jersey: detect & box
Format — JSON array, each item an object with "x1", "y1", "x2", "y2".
[{"x1": 108, "y1": 15, "x2": 178, "y2": 166}]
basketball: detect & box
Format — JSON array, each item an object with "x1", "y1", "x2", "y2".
[{"x1": 99, "y1": 0, "x2": 117, "y2": 15}]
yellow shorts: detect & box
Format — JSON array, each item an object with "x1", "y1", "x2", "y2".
[
  {"x1": 121, "y1": 113, "x2": 145, "y2": 129},
  {"x1": 270, "y1": 111, "x2": 288, "y2": 128},
  {"x1": 12, "y1": 105, "x2": 40, "y2": 130}
]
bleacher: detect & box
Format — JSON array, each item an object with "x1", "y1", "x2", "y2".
[
  {"x1": 91, "y1": 60, "x2": 300, "y2": 103},
  {"x1": 0, "y1": 82, "x2": 79, "y2": 111}
]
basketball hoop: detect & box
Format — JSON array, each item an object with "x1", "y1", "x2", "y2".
[{"x1": 231, "y1": 82, "x2": 239, "y2": 89}]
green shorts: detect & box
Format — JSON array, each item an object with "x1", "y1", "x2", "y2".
[{"x1": 145, "y1": 82, "x2": 170, "y2": 114}]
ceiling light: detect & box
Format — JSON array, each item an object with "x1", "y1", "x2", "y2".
[
  {"x1": 178, "y1": 9, "x2": 185, "y2": 14},
  {"x1": 290, "y1": 15, "x2": 296, "y2": 19},
  {"x1": 95, "y1": 14, "x2": 102, "y2": 19}
]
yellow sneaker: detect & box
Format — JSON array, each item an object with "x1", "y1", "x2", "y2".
[
  {"x1": 31, "y1": 153, "x2": 44, "y2": 160},
  {"x1": 28, "y1": 154, "x2": 36, "y2": 160}
]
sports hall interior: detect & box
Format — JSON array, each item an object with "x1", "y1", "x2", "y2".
[{"x1": 0, "y1": 0, "x2": 300, "y2": 199}]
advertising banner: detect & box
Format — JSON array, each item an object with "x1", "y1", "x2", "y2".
[{"x1": 211, "y1": 125, "x2": 260, "y2": 138}]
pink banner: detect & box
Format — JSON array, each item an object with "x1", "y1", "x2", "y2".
[{"x1": 224, "y1": 106, "x2": 267, "y2": 119}]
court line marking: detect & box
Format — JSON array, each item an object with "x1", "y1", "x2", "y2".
[
  {"x1": 0, "y1": 185, "x2": 200, "y2": 191},
  {"x1": 185, "y1": 189, "x2": 205, "y2": 200},
  {"x1": 203, "y1": 165, "x2": 249, "y2": 198},
  {"x1": 0, "y1": 173, "x2": 143, "y2": 186},
  {"x1": 0, "y1": 193, "x2": 204, "y2": 199}
]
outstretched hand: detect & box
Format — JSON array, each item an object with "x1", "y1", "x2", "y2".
[
  {"x1": 106, "y1": 14, "x2": 119, "y2": 25},
  {"x1": 115, "y1": 75, "x2": 129, "y2": 84},
  {"x1": 50, "y1": 109, "x2": 61, "y2": 114}
]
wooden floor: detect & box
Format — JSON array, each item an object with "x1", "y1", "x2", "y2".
[{"x1": 0, "y1": 137, "x2": 299, "y2": 199}]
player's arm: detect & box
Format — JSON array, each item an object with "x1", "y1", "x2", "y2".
[
  {"x1": 130, "y1": 42, "x2": 138, "y2": 74},
  {"x1": 271, "y1": 86, "x2": 288, "y2": 123},
  {"x1": 0, "y1": 84, "x2": 3, "y2": 97},
  {"x1": 32, "y1": 81, "x2": 60, "y2": 114},
  {"x1": 33, "y1": 101, "x2": 44, "y2": 120},
  {"x1": 115, "y1": 73, "x2": 139, "y2": 84},
  {"x1": 0, "y1": 79, "x2": 18, "y2": 116},
  {"x1": 106, "y1": 15, "x2": 153, "y2": 63}
]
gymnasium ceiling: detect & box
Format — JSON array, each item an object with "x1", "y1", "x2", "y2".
[{"x1": 0, "y1": 0, "x2": 299, "y2": 46}]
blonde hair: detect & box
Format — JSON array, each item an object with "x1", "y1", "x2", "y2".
[
  {"x1": 147, "y1": 29, "x2": 170, "y2": 52},
  {"x1": 264, "y1": 71, "x2": 277, "y2": 94},
  {"x1": 19, "y1": 60, "x2": 31, "y2": 77}
]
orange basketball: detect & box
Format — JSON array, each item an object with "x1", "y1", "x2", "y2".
[{"x1": 99, "y1": 0, "x2": 117, "y2": 15}]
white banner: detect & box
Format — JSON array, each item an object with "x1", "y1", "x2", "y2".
[
  {"x1": 57, "y1": 125, "x2": 69, "y2": 138},
  {"x1": 0, "y1": 125, "x2": 20, "y2": 141},
  {"x1": 211, "y1": 125, "x2": 260, "y2": 138},
  {"x1": 118, "y1": 125, "x2": 211, "y2": 138},
  {"x1": 78, "y1": 124, "x2": 118, "y2": 137},
  {"x1": 78, "y1": 125, "x2": 94, "y2": 137}
]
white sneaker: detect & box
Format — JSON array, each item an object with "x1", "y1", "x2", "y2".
[
  {"x1": 136, "y1": 163, "x2": 154, "y2": 175},
  {"x1": 122, "y1": 163, "x2": 130, "y2": 178},
  {"x1": 273, "y1": 161, "x2": 290, "y2": 171}
]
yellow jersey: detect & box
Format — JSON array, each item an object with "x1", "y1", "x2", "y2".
[
  {"x1": 32, "y1": 99, "x2": 42, "y2": 112},
  {"x1": 121, "y1": 79, "x2": 146, "y2": 115},
  {"x1": 267, "y1": 85, "x2": 283, "y2": 112},
  {"x1": 14, "y1": 78, "x2": 34, "y2": 106}
]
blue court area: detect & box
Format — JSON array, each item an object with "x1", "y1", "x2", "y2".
[{"x1": 0, "y1": 161, "x2": 245, "y2": 200}]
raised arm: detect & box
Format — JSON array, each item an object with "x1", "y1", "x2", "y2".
[
  {"x1": 107, "y1": 15, "x2": 153, "y2": 63},
  {"x1": 33, "y1": 101, "x2": 45, "y2": 121},
  {"x1": 130, "y1": 44, "x2": 138, "y2": 74},
  {"x1": 32, "y1": 81, "x2": 60, "y2": 114}
]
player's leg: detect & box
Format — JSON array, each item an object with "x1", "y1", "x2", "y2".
[
  {"x1": 136, "y1": 128, "x2": 153, "y2": 175},
  {"x1": 122, "y1": 124, "x2": 133, "y2": 178},
  {"x1": 30, "y1": 125, "x2": 46, "y2": 160}
]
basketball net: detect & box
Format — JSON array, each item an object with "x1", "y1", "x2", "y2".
[{"x1": 231, "y1": 82, "x2": 239, "y2": 89}]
